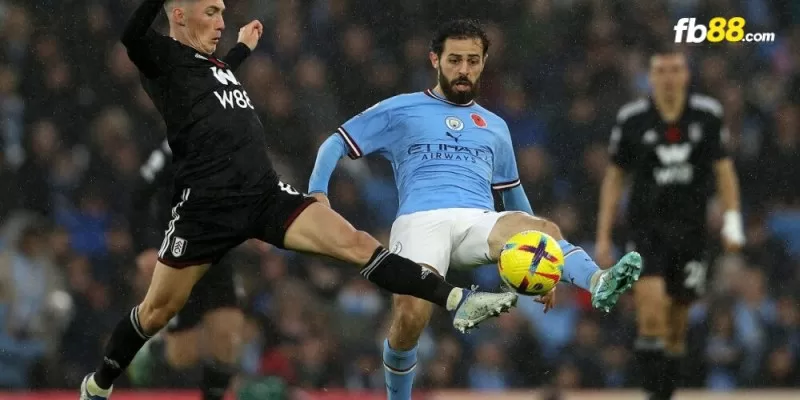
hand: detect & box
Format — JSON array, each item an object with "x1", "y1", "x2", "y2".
[
  {"x1": 310, "y1": 192, "x2": 331, "y2": 208},
  {"x1": 534, "y1": 286, "x2": 557, "y2": 313},
  {"x1": 237, "y1": 20, "x2": 263, "y2": 50},
  {"x1": 594, "y1": 238, "x2": 615, "y2": 268},
  {"x1": 721, "y1": 210, "x2": 745, "y2": 253}
]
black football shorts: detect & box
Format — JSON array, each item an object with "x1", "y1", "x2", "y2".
[
  {"x1": 627, "y1": 225, "x2": 710, "y2": 302},
  {"x1": 156, "y1": 180, "x2": 316, "y2": 268}
]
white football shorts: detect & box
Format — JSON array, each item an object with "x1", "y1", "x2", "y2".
[{"x1": 388, "y1": 208, "x2": 517, "y2": 277}]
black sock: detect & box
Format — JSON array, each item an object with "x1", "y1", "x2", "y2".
[
  {"x1": 658, "y1": 353, "x2": 682, "y2": 399},
  {"x1": 360, "y1": 247, "x2": 455, "y2": 308},
  {"x1": 94, "y1": 306, "x2": 153, "y2": 389},
  {"x1": 634, "y1": 336, "x2": 665, "y2": 397},
  {"x1": 201, "y1": 360, "x2": 236, "y2": 400}
]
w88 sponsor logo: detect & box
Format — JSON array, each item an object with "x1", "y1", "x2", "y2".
[
  {"x1": 210, "y1": 66, "x2": 254, "y2": 109},
  {"x1": 214, "y1": 89, "x2": 254, "y2": 109}
]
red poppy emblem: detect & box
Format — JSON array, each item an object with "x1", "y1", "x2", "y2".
[
  {"x1": 471, "y1": 113, "x2": 487, "y2": 128},
  {"x1": 665, "y1": 126, "x2": 681, "y2": 143}
]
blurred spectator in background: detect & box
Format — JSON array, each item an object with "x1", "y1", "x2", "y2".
[{"x1": 0, "y1": 214, "x2": 70, "y2": 388}]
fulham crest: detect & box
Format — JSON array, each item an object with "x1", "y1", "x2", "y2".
[{"x1": 172, "y1": 237, "x2": 187, "y2": 257}]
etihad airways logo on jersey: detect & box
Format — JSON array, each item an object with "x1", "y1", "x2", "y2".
[
  {"x1": 653, "y1": 143, "x2": 694, "y2": 185},
  {"x1": 210, "y1": 66, "x2": 254, "y2": 110},
  {"x1": 407, "y1": 143, "x2": 491, "y2": 163}
]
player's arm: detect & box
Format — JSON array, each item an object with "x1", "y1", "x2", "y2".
[
  {"x1": 492, "y1": 125, "x2": 532, "y2": 214},
  {"x1": 308, "y1": 100, "x2": 394, "y2": 197},
  {"x1": 222, "y1": 44, "x2": 251, "y2": 72},
  {"x1": 308, "y1": 134, "x2": 349, "y2": 197},
  {"x1": 224, "y1": 20, "x2": 263, "y2": 71},
  {"x1": 714, "y1": 158, "x2": 744, "y2": 249},
  {"x1": 596, "y1": 164, "x2": 626, "y2": 244},
  {"x1": 709, "y1": 122, "x2": 745, "y2": 250},
  {"x1": 120, "y1": 0, "x2": 170, "y2": 78},
  {"x1": 596, "y1": 123, "x2": 631, "y2": 266}
]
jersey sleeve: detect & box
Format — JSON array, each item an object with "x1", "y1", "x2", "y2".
[
  {"x1": 689, "y1": 94, "x2": 729, "y2": 161},
  {"x1": 222, "y1": 43, "x2": 252, "y2": 72},
  {"x1": 120, "y1": 0, "x2": 175, "y2": 79},
  {"x1": 491, "y1": 124, "x2": 521, "y2": 190},
  {"x1": 608, "y1": 122, "x2": 634, "y2": 170},
  {"x1": 337, "y1": 100, "x2": 395, "y2": 159},
  {"x1": 704, "y1": 113, "x2": 730, "y2": 161}
]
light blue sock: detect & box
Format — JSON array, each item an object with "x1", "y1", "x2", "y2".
[
  {"x1": 557, "y1": 239, "x2": 599, "y2": 291},
  {"x1": 383, "y1": 339, "x2": 417, "y2": 400}
]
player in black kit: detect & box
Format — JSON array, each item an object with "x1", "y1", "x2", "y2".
[
  {"x1": 80, "y1": 1, "x2": 518, "y2": 398},
  {"x1": 128, "y1": 139, "x2": 244, "y2": 400},
  {"x1": 595, "y1": 47, "x2": 745, "y2": 400}
]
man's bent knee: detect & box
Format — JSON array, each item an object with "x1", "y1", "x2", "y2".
[
  {"x1": 489, "y1": 213, "x2": 564, "y2": 259},
  {"x1": 388, "y1": 294, "x2": 434, "y2": 350},
  {"x1": 203, "y1": 308, "x2": 245, "y2": 364},
  {"x1": 139, "y1": 262, "x2": 209, "y2": 334}
]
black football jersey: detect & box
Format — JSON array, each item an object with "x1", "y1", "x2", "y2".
[
  {"x1": 608, "y1": 94, "x2": 729, "y2": 227},
  {"x1": 121, "y1": 0, "x2": 277, "y2": 197}
]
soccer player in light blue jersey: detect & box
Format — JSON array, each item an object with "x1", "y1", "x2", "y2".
[{"x1": 308, "y1": 19, "x2": 643, "y2": 400}]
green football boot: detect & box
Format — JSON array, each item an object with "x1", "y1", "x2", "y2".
[{"x1": 591, "y1": 251, "x2": 643, "y2": 312}]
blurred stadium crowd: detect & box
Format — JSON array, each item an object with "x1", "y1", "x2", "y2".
[{"x1": 0, "y1": 0, "x2": 799, "y2": 394}]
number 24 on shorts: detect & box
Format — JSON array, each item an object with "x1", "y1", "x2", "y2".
[{"x1": 683, "y1": 260, "x2": 707, "y2": 295}]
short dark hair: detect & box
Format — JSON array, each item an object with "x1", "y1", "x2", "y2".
[
  {"x1": 647, "y1": 42, "x2": 687, "y2": 60},
  {"x1": 430, "y1": 19, "x2": 490, "y2": 57},
  {"x1": 164, "y1": 0, "x2": 196, "y2": 11}
]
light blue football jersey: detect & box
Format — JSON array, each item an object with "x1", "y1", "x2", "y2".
[{"x1": 337, "y1": 89, "x2": 521, "y2": 217}]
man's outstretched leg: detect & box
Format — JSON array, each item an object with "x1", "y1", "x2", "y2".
[
  {"x1": 80, "y1": 262, "x2": 208, "y2": 399},
  {"x1": 487, "y1": 212, "x2": 642, "y2": 311},
  {"x1": 281, "y1": 202, "x2": 518, "y2": 333}
]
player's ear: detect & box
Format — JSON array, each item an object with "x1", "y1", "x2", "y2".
[
  {"x1": 173, "y1": 7, "x2": 187, "y2": 26},
  {"x1": 429, "y1": 51, "x2": 439, "y2": 69}
]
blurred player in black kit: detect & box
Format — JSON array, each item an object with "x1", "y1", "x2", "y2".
[
  {"x1": 127, "y1": 139, "x2": 244, "y2": 400},
  {"x1": 80, "y1": 1, "x2": 517, "y2": 398},
  {"x1": 595, "y1": 47, "x2": 745, "y2": 399}
]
